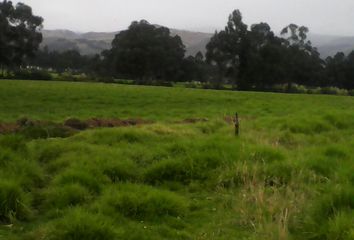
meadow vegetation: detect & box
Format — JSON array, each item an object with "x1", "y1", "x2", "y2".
[{"x1": 0, "y1": 80, "x2": 353, "y2": 239}]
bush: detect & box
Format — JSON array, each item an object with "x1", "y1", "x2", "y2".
[
  {"x1": 320, "y1": 87, "x2": 348, "y2": 96},
  {"x1": 307, "y1": 87, "x2": 322, "y2": 94},
  {"x1": 59, "y1": 72, "x2": 79, "y2": 82},
  {"x1": 288, "y1": 84, "x2": 307, "y2": 94},
  {"x1": 48, "y1": 208, "x2": 117, "y2": 240},
  {"x1": 12, "y1": 69, "x2": 52, "y2": 81},
  {"x1": 100, "y1": 184, "x2": 188, "y2": 220},
  {"x1": 184, "y1": 81, "x2": 201, "y2": 89},
  {"x1": 0, "y1": 180, "x2": 30, "y2": 223}
]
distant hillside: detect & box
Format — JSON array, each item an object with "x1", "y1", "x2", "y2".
[
  {"x1": 41, "y1": 29, "x2": 353, "y2": 58},
  {"x1": 308, "y1": 34, "x2": 354, "y2": 58},
  {"x1": 41, "y1": 29, "x2": 212, "y2": 56}
]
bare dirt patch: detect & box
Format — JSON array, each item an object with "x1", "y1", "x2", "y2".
[
  {"x1": 0, "y1": 122, "x2": 20, "y2": 134},
  {"x1": 178, "y1": 118, "x2": 209, "y2": 124},
  {"x1": 0, "y1": 117, "x2": 154, "y2": 137}
]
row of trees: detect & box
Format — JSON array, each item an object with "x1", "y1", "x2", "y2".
[
  {"x1": 0, "y1": 1, "x2": 353, "y2": 90},
  {"x1": 206, "y1": 10, "x2": 329, "y2": 89},
  {"x1": 29, "y1": 47, "x2": 98, "y2": 73},
  {"x1": 326, "y1": 52, "x2": 354, "y2": 90}
]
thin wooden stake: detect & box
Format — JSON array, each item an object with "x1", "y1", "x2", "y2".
[{"x1": 234, "y1": 113, "x2": 240, "y2": 136}]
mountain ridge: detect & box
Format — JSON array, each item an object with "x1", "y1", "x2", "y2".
[{"x1": 41, "y1": 28, "x2": 354, "y2": 58}]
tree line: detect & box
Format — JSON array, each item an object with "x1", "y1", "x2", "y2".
[{"x1": 0, "y1": 1, "x2": 353, "y2": 91}]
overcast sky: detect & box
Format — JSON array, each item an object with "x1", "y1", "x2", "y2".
[{"x1": 13, "y1": 0, "x2": 354, "y2": 36}]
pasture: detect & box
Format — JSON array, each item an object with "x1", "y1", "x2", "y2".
[{"x1": 0, "y1": 80, "x2": 353, "y2": 240}]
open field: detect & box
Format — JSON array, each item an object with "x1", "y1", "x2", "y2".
[{"x1": 0, "y1": 80, "x2": 354, "y2": 240}]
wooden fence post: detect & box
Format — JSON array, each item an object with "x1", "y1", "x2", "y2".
[{"x1": 234, "y1": 113, "x2": 240, "y2": 136}]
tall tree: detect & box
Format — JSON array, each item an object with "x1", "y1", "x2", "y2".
[
  {"x1": 105, "y1": 20, "x2": 185, "y2": 83},
  {"x1": 326, "y1": 51, "x2": 354, "y2": 89},
  {"x1": 0, "y1": 0, "x2": 43, "y2": 74},
  {"x1": 206, "y1": 10, "x2": 248, "y2": 88},
  {"x1": 242, "y1": 23, "x2": 287, "y2": 89},
  {"x1": 280, "y1": 23, "x2": 325, "y2": 88}
]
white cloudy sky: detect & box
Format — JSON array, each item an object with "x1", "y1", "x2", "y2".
[{"x1": 12, "y1": 0, "x2": 354, "y2": 36}]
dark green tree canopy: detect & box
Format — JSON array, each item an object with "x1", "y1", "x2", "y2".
[
  {"x1": 0, "y1": 0, "x2": 43, "y2": 68},
  {"x1": 206, "y1": 10, "x2": 249, "y2": 87},
  {"x1": 205, "y1": 9, "x2": 329, "y2": 90},
  {"x1": 106, "y1": 20, "x2": 185, "y2": 82}
]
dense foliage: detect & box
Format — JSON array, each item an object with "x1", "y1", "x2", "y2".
[
  {"x1": 206, "y1": 11, "x2": 327, "y2": 90},
  {"x1": 0, "y1": 0, "x2": 43, "y2": 72},
  {"x1": 102, "y1": 20, "x2": 186, "y2": 83}
]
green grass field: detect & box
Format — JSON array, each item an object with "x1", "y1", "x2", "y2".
[{"x1": 0, "y1": 80, "x2": 354, "y2": 240}]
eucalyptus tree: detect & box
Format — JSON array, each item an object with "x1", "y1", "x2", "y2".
[
  {"x1": 0, "y1": 0, "x2": 43, "y2": 74},
  {"x1": 206, "y1": 10, "x2": 248, "y2": 88}
]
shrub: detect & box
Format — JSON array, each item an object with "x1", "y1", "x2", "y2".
[
  {"x1": 100, "y1": 184, "x2": 188, "y2": 220},
  {"x1": 13, "y1": 69, "x2": 52, "y2": 81},
  {"x1": 320, "y1": 87, "x2": 348, "y2": 96},
  {"x1": 0, "y1": 180, "x2": 30, "y2": 223},
  {"x1": 48, "y1": 208, "x2": 118, "y2": 240},
  {"x1": 307, "y1": 87, "x2": 321, "y2": 94},
  {"x1": 184, "y1": 81, "x2": 201, "y2": 89},
  {"x1": 288, "y1": 84, "x2": 307, "y2": 94}
]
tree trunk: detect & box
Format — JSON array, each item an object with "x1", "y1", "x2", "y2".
[{"x1": 0, "y1": 65, "x2": 4, "y2": 78}]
